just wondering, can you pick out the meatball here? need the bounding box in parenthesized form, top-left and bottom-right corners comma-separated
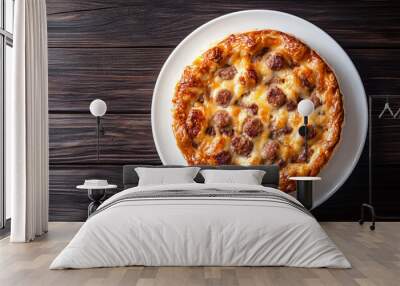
(231, 136, 254, 156)
(267, 87, 287, 108)
(239, 69, 258, 87)
(247, 69, 258, 83)
(266, 77, 284, 85)
(267, 54, 285, 70)
(215, 89, 232, 106)
(214, 150, 232, 165)
(261, 141, 279, 162)
(220, 127, 234, 137)
(197, 94, 204, 103)
(218, 66, 237, 80)
(282, 126, 293, 134)
(248, 103, 259, 115)
(277, 159, 287, 168)
(205, 47, 223, 63)
(269, 125, 293, 139)
(243, 117, 263, 138)
(297, 148, 314, 163)
(212, 110, 232, 128)
(300, 75, 315, 90)
(305, 125, 317, 140)
(286, 100, 297, 111)
(310, 91, 322, 108)
(185, 109, 205, 138)
(205, 126, 216, 136)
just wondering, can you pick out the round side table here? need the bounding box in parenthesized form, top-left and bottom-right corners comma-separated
(77, 184, 117, 217)
(289, 177, 321, 210)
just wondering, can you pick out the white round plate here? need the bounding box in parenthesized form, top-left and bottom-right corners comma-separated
(77, 184, 117, 190)
(289, 177, 322, 181)
(152, 10, 367, 208)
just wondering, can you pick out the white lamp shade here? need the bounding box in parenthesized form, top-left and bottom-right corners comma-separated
(90, 99, 107, 117)
(297, 99, 315, 116)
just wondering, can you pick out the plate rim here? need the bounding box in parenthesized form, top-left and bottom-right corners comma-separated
(151, 9, 368, 208)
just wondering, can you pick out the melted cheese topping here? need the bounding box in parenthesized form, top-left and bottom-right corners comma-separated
(172, 30, 344, 192)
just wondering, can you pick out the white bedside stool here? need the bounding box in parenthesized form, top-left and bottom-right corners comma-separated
(77, 183, 117, 216)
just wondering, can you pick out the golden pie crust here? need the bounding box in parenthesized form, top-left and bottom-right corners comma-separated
(172, 30, 344, 192)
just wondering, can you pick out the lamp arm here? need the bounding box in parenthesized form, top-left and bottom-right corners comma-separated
(95, 117, 106, 161)
(304, 116, 308, 163)
(99, 118, 105, 135)
(96, 117, 100, 161)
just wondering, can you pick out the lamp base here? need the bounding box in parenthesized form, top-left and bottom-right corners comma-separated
(299, 125, 307, 137)
(296, 180, 313, 210)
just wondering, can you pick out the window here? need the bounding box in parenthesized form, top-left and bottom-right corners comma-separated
(1, 0, 14, 229)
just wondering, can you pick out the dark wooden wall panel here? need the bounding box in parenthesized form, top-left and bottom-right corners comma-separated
(50, 113, 161, 164)
(48, 70, 157, 113)
(312, 165, 368, 221)
(46, 0, 400, 48)
(48, 48, 400, 113)
(50, 165, 123, 221)
(47, 0, 400, 221)
(48, 48, 171, 71)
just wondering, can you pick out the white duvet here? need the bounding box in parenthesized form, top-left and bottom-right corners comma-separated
(50, 183, 350, 269)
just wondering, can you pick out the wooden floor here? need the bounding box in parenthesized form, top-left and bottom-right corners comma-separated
(0, 222, 399, 286)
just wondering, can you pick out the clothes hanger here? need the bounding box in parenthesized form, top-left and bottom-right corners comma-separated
(378, 96, 394, 119)
(393, 108, 400, 118)
(393, 106, 400, 118)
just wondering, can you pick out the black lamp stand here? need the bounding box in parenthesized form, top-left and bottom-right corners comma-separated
(298, 116, 309, 162)
(296, 180, 313, 210)
(88, 189, 107, 216)
(96, 116, 105, 161)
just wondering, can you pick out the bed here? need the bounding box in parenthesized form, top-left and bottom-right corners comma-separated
(50, 165, 350, 269)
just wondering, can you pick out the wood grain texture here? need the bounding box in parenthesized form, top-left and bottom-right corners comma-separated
(48, 48, 400, 113)
(47, 0, 400, 221)
(371, 97, 400, 165)
(2, 222, 400, 285)
(47, 48, 171, 113)
(50, 113, 161, 164)
(46, 0, 400, 48)
(50, 165, 123, 221)
(312, 165, 368, 221)
(48, 70, 157, 113)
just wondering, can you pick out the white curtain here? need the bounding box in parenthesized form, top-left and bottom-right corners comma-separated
(9, 0, 49, 242)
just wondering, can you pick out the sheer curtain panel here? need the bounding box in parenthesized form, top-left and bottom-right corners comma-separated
(9, 0, 49, 242)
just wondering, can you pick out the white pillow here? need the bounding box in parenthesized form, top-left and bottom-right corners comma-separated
(135, 167, 200, 186)
(200, 169, 266, 185)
